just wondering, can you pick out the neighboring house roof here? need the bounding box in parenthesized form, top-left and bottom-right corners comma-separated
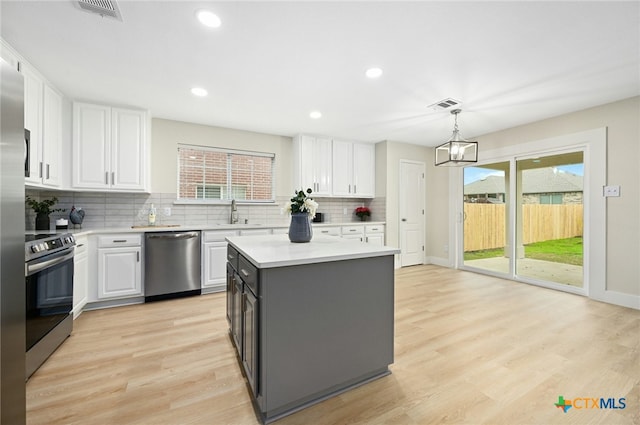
(464, 168, 583, 195)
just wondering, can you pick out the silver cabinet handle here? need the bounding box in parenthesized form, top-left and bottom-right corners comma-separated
(354, 184, 357, 193)
(137, 251, 140, 262)
(113, 239, 128, 243)
(39, 162, 43, 178)
(105, 172, 109, 184)
(348, 184, 351, 193)
(111, 172, 115, 185)
(46, 163, 50, 179)
(240, 269, 249, 278)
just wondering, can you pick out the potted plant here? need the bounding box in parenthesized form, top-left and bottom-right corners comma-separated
(284, 188, 319, 243)
(355, 206, 371, 221)
(26, 196, 65, 230)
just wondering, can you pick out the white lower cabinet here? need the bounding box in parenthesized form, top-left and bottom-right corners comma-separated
(315, 226, 341, 237)
(97, 234, 142, 299)
(72, 235, 88, 318)
(341, 225, 365, 242)
(202, 230, 239, 293)
(365, 224, 385, 246)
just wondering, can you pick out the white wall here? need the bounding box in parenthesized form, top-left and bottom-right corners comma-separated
(150, 118, 293, 196)
(426, 96, 640, 299)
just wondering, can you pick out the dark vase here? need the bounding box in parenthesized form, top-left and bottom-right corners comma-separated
(288, 212, 312, 243)
(35, 213, 50, 231)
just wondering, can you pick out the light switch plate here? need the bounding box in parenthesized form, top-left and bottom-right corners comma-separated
(603, 185, 620, 197)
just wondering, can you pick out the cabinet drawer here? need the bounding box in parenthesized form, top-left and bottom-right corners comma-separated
(341, 225, 364, 236)
(365, 225, 384, 234)
(238, 255, 258, 296)
(74, 236, 88, 255)
(204, 230, 238, 242)
(98, 234, 141, 248)
(227, 245, 239, 271)
(315, 226, 340, 236)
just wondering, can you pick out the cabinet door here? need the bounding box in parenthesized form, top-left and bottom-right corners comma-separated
(203, 242, 228, 290)
(294, 135, 332, 196)
(231, 277, 243, 355)
(332, 140, 354, 196)
(23, 64, 43, 184)
(226, 264, 234, 325)
(353, 143, 375, 197)
(242, 289, 258, 396)
(73, 103, 111, 189)
(73, 244, 88, 318)
(313, 137, 333, 196)
(366, 234, 384, 246)
(42, 84, 62, 187)
(98, 247, 142, 299)
(111, 108, 146, 190)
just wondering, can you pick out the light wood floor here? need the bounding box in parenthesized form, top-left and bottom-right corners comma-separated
(26, 265, 640, 425)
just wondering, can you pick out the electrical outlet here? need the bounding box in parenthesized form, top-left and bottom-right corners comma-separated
(443, 244, 449, 253)
(603, 185, 620, 197)
(343, 208, 347, 215)
(163, 207, 171, 216)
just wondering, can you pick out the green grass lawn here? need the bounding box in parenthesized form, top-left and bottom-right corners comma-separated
(464, 237, 583, 266)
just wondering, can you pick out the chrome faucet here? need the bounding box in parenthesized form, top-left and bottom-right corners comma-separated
(230, 199, 239, 224)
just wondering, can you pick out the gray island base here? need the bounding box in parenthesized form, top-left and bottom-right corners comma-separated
(225, 235, 399, 424)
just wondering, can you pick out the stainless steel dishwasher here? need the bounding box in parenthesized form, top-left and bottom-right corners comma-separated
(144, 231, 201, 302)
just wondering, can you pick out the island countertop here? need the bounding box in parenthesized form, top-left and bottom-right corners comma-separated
(226, 234, 399, 269)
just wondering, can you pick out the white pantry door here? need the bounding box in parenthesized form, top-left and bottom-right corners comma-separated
(399, 160, 425, 266)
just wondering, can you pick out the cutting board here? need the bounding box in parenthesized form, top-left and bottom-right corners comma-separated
(131, 224, 181, 229)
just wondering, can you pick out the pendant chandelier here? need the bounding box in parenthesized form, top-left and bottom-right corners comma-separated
(435, 109, 478, 166)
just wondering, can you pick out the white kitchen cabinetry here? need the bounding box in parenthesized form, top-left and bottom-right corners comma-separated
(73, 102, 148, 192)
(23, 64, 62, 187)
(203, 230, 239, 293)
(341, 225, 365, 241)
(240, 229, 272, 236)
(315, 226, 341, 237)
(332, 140, 375, 198)
(365, 224, 385, 246)
(293, 134, 332, 196)
(72, 235, 88, 318)
(97, 234, 142, 299)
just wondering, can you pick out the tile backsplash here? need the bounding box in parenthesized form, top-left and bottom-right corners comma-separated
(25, 190, 386, 231)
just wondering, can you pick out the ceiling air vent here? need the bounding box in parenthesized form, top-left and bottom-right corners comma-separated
(76, 0, 123, 21)
(428, 98, 461, 111)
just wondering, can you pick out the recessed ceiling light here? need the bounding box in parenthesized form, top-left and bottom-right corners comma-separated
(191, 87, 208, 97)
(365, 67, 383, 79)
(309, 111, 322, 119)
(196, 10, 221, 28)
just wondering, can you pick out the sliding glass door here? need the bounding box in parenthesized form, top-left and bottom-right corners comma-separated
(515, 152, 584, 287)
(461, 151, 584, 289)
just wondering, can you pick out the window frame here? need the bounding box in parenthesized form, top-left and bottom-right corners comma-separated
(176, 144, 276, 204)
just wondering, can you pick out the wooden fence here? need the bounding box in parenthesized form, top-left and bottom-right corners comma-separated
(463, 203, 583, 252)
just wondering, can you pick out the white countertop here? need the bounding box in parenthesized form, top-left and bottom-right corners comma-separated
(36, 221, 385, 238)
(226, 234, 399, 268)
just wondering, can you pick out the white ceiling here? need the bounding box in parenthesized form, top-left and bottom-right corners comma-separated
(1, 1, 638, 146)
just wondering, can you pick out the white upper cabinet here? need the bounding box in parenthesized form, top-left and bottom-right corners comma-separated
(73, 102, 148, 192)
(23, 63, 62, 188)
(42, 84, 62, 187)
(332, 140, 375, 198)
(23, 63, 43, 186)
(293, 134, 332, 196)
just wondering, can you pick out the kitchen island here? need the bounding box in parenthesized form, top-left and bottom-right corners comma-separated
(225, 234, 400, 424)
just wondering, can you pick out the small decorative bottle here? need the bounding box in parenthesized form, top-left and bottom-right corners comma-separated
(148, 204, 156, 226)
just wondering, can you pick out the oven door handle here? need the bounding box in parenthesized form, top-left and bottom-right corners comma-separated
(26, 249, 74, 277)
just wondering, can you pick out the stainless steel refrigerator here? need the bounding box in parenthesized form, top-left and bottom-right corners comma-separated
(0, 57, 26, 423)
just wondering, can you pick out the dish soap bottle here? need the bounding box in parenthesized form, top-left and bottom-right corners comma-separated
(148, 204, 156, 226)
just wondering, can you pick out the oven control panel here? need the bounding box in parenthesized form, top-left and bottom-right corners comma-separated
(25, 233, 76, 261)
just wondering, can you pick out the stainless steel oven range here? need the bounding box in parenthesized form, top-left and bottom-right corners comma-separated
(25, 233, 75, 379)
